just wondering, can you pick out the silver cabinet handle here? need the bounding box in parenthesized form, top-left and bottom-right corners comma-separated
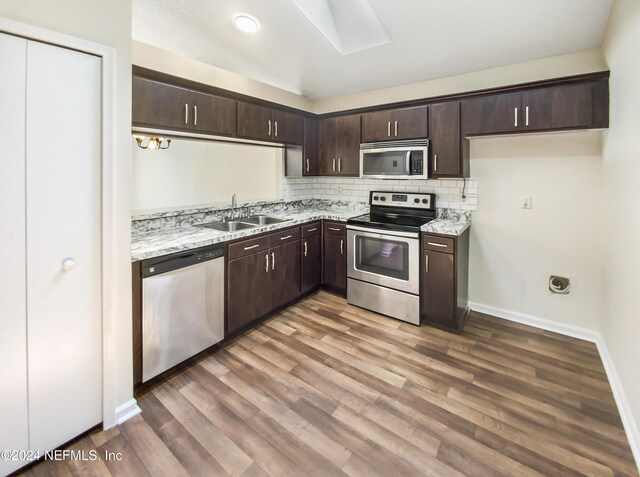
(425, 254, 429, 272)
(265, 254, 269, 272)
(514, 107, 518, 127)
(280, 235, 293, 241)
(268, 119, 272, 136)
(332, 158, 336, 172)
(328, 227, 341, 231)
(434, 154, 438, 172)
(194, 105, 198, 126)
(61, 257, 75, 271)
(340, 239, 344, 255)
(271, 252, 275, 270)
(338, 158, 342, 172)
(306, 158, 309, 172)
(307, 227, 318, 232)
(525, 106, 529, 127)
(303, 241, 308, 257)
(244, 244, 260, 251)
(185, 104, 189, 124)
(394, 120, 398, 137)
(387, 121, 391, 137)
(274, 121, 278, 137)
(427, 242, 448, 248)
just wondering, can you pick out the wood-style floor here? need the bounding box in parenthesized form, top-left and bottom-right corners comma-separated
(18, 291, 638, 477)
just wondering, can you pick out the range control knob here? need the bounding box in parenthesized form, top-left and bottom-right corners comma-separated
(373, 196, 379, 201)
(380, 196, 387, 201)
(414, 198, 420, 203)
(422, 199, 428, 204)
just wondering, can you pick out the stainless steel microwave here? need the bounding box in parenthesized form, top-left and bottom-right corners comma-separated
(360, 139, 429, 179)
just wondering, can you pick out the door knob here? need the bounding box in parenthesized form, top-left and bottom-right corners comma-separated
(61, 258, 76, 271)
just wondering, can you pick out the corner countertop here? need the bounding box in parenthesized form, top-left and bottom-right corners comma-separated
(131, 207, 471, 262)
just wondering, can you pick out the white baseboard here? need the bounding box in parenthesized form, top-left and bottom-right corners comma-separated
(113, 398, 141, 426)
(468, 301, 640, 473)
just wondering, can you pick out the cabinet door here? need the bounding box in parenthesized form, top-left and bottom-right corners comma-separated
(190, 91, 237, 136)
(26, 41, 103, 452)
(302, 234, 321, 294)
(522, 84, 591, 131)
(227, 252, 271, 336)
(323, 233, 347, 294)
(393, 106, 428, 140)
(421, 250, 456, 329)
(361, 110, 393, 143)
(132, 77, 190, 130)
(303, 118, 318, 175)
(237, 102, 273, 141)
(336, 114, 361, 175)
(0, 32, 29, 477)
(273, 110, 304, 145)
(318, 117, 338, 175)
(462, 92, 522, 135)
(270, 241, 301, 310)
(430, 102, 461, 177)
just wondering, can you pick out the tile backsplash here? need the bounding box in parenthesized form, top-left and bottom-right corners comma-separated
(282, 177, 478, 210)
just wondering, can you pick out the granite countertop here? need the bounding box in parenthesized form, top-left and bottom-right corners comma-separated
(131, 203, 471, 261)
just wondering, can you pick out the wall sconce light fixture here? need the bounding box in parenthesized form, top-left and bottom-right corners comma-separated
(135, 136, 171, 150)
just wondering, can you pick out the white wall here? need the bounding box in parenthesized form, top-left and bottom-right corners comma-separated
(132, 139, 283, 213)
(468, 131, 603, 331)
(0, 1, 134, 421)
(601, 0, 640, 463)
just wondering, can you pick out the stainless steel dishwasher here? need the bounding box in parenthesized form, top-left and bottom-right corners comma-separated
(141, 244, 225, 382)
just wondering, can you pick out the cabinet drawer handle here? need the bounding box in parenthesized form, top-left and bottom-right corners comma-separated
(328, 227, 341, 231)
(306, 158, 309, 172)
(244, 244, 260, 251)
(280, 235, 293, 241)
(427, 242, 448, 248)
(271, 252, 275, 270)
(333, 158, 336, 172)
(194, 105, 198, 126)
(274, 121, 278, 137)
(265, 254, 269, 272)
(394, 120, 398, 137)
(340, 239, 344, 255)
(304, 241, 308, 257)
(514, 107, 518, 127)
(307, 227, 318, 232)
(387, 121, 391, 137)
(525, 106, 529, 127)
(425, 254, 429, 272)
(268, 119, 272, 136)
(184, 104, 189, 124)
(434, 154, 438, 172)
(338, 158, 342, 172)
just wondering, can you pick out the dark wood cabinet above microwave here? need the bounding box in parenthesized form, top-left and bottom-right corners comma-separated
(361, 106, 428, 143)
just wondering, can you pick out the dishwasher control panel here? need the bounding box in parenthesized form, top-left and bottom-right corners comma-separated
(142, 245, 225, 277)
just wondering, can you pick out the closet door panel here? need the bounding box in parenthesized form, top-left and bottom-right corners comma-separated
(26, 41, 103, 452)
(0, 33, 30, 477)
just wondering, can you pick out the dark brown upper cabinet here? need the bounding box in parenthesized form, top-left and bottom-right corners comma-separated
(303, 118, 318, 175)
(361, 106, 428, 143)
(132, 76, 237, 136)
(237, 102, 304, 145)
(318, 115, 360, 176)
(429, 101, 465, 178)
(462, 83, 598, 136)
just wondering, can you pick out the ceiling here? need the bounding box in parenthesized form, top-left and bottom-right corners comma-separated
(132, 0, 613, 101)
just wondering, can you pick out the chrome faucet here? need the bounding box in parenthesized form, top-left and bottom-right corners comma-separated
(231, 193, 237, 220)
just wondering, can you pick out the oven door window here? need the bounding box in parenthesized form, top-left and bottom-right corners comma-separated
(355, 235, 409, 280)
(362, 151, 409, 176)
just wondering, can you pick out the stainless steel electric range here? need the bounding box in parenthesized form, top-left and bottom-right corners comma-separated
(347, 191, 436, 325)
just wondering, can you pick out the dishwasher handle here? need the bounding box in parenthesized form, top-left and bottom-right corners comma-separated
(142, 245, 225, 277)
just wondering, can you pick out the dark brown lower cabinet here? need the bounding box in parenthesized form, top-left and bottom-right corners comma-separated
(270, 240, 301, 310)
(421, 229, 469, 332)
(302, 232, 321, 294)
(323, 225, 347, 295)
(227, 250, 271, 336)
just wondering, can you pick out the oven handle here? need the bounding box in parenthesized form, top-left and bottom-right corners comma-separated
(347, 224, 419, 239)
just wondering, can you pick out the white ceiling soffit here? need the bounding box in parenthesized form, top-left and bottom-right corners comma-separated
(132, 0, 614, 100)
(290, 0, 391, 55)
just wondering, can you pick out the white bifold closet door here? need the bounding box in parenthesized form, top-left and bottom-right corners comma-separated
(0, 32, 102, 475)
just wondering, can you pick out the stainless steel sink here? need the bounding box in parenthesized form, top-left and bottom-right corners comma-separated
(242, 215, 291, 225)
(198, 221, 257, 232)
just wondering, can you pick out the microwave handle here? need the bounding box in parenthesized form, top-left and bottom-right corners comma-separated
(405, 151, 411, 172)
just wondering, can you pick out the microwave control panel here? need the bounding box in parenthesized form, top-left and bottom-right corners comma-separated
(409, 151, 424, 175)
(370, 192, 435, 210)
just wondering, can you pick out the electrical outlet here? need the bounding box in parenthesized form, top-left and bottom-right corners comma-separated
(521, 197, 532, 209)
